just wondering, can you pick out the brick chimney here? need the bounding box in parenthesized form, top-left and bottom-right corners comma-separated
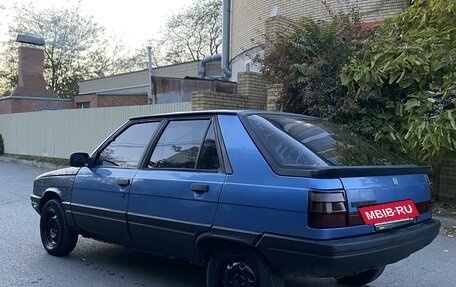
(18, 46, 47, 91)
(10, 34, 56, 98)
(0, 35, 74, 114)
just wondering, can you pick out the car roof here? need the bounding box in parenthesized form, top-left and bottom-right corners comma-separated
(129, 110, 243, 121)
(129, 110, 319, 121)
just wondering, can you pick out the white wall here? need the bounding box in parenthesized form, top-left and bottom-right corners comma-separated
(0, 102, 192, 159)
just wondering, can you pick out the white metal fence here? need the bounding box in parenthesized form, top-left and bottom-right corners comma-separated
(0, 102, 192, 159)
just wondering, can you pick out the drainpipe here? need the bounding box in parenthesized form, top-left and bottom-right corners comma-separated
(199, 54, 222, 79)
(198, 0, 232, 81)
(222, 0, 232, 81)
(147, 46, 155, 104)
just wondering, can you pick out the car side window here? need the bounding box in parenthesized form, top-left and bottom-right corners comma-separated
(98, 122, 159, 168)
(196, 123, 220, 170)
(148, 119, 216, 169)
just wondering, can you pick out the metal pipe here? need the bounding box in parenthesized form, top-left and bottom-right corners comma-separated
(199, 54, 222, 79)
(198, 0, 232, 81)
(147, 46, 155, 104)
(222, 0, 232, 81)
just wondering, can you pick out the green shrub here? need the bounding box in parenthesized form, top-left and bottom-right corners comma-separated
(262, 8, 363, 124)
(341, 0, 456, 165)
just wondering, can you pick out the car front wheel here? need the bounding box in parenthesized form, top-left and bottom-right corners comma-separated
(40, 199, 78, 256)
(206, 246, 284, 287)
(336, 266, 385, 286)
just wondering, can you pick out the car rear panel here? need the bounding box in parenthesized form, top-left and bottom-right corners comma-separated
(340, 173, 431, 216)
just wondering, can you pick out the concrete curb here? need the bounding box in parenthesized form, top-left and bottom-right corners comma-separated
(434, 216, 456, 228)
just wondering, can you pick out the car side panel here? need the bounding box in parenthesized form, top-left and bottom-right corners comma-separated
(128, 170, 225, 260)
(71, 167, 137, 243)
(215, 115, 374, 240)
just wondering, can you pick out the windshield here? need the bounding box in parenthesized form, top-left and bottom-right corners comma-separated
(247, 114, 410, 166)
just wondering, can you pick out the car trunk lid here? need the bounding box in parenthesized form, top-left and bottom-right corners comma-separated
(339, 170, 432, 229)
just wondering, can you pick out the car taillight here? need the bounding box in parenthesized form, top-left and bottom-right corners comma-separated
(308, 190, 348, 228)
(416, 201, 432, 214)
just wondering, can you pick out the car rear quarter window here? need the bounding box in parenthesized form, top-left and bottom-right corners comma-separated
(148, 119, 214, 169)
(99, 121, 159, 168)
(246, 114, 409, 167)
(247, 115, 327, 167)
(197, 123, 221, 170)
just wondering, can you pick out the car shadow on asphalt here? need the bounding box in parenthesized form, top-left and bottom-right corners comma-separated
(62, 238, 349, 287)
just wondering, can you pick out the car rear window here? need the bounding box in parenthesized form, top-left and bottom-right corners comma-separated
(246, 114, 409, 166)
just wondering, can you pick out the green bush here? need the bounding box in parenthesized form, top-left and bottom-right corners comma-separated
(0, 134, 4, 155)
(341, 0, 456, 165)
(263, 10, 362, 122)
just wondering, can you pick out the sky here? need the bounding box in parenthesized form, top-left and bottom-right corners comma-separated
(0, 0, 190, 51)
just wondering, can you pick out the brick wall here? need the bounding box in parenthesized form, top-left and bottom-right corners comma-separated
(74, 94, 97, 108)
(266, 84, 283, 111)
(0, 97, 74, 114)
(190, 73, 269, 111)
(73, 94, 147, 108)
(0, 99, 12, 114)
(97, 95, 148, 108)
(237, 72, 267, 110)
(264, 16, 297, 52)
(436, 158, 456, 201)
(231, 0, 409, 60)
(191, 91, 246, 111)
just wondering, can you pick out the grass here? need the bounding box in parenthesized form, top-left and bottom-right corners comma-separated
(3, 154, 69, 166)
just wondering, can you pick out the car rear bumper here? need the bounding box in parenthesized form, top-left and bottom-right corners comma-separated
(255, 219, 440, 277)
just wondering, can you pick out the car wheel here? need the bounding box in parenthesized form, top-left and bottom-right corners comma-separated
(206, 246, 284, 287)
(336, 266, 385, 286)
(40, 199, 78, 256)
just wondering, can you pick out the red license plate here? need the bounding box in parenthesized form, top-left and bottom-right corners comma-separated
(358, 199, 419, 225)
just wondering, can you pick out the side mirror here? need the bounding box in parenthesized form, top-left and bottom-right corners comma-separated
(70, 152, 89, 167)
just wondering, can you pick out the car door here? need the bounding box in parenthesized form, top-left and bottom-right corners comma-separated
(71, 121, 160, 243)
(128, 117, 227, 260)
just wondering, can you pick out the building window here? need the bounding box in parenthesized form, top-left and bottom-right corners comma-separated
(77, 102, 90, 109)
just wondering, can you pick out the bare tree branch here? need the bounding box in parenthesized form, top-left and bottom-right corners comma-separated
(148, 0, 222, 65)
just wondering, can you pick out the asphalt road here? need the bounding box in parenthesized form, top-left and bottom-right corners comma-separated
(0, 160, 455, 287)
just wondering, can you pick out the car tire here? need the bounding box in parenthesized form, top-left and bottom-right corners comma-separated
(206, 246, 284, 287)
(40, 199, 78, 256)
(335, 266, 385, 286)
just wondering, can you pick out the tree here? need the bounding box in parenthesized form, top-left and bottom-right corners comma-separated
(263, 9, 362, 122)
(149, 0, 222, 65)
(340, 0, 456, 164)
(0, 40, 18, 97)
(0, 3, 146, 98)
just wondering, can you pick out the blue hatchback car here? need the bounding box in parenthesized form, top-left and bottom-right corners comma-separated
(31, 110, 440, 287)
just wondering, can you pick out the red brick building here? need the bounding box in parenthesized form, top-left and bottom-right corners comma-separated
(0, 44, 73, 114)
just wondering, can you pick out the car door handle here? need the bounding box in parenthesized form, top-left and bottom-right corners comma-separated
(191, 183, 209, 193)
(117, 178, 131, 187)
